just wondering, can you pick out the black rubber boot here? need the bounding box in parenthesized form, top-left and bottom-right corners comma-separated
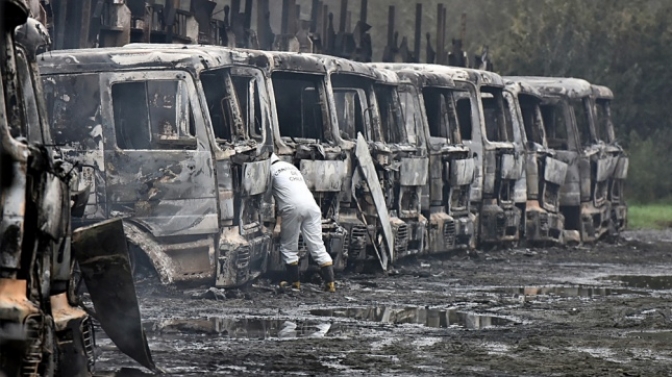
(321, 265, 336, 293)
(279, 263, 300, 290)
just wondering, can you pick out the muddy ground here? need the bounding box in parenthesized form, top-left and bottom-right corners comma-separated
(95, 230, 672, 376)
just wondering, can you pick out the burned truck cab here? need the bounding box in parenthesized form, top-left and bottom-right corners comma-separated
(314, 55, 425, 265)
(514, 78, 613, 243)
(417, 67, 525, 247)
(262, 51, 349, 273)
(373, 66, 476, 252)
(591, 85, 628, 233)
(504, 79, 568, 244)
(38, 46, 274, 288)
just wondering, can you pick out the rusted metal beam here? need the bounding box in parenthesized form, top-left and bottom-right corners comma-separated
(296, 4, 301, 32)
(281, 0, 290, 35)
(338, 0, 347, 33)
(244, 0, 253, 30)
(231, 0, 241, 19)
(436, 3, 444, 64)
(345, 11, 351, 33)
(360, 0, 367, 23)
(310, 0, 320, 33)
(54, 0, 68, 49)
(257, 0, 270, 48)
(288, 0, 297, 34)
(414, 3, 421, 63)
(387, 5, 395, 48)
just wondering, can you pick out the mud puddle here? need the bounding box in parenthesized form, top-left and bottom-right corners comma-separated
(486, 285, 646, 297)
(148, 316, 333, 339)
(309, 306, 519, 329)
(601, 275, 672, 290)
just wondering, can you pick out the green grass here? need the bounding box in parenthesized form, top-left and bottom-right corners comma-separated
(627, 204, 672, 229)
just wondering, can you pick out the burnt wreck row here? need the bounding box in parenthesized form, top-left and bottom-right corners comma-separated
(35, 48, 628, 289)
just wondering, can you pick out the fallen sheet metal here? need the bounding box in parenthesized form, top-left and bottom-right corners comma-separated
(72, 218, 157, 372)
(354, 133, 395, 268)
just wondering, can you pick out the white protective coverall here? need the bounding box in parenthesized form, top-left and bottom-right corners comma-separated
(270, 154, 333, 267)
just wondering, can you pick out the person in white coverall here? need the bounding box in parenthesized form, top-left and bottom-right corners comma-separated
(270, 153, 336, 292)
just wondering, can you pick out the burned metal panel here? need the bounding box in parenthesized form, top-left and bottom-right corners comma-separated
(215, 158, 235, 222)
(544, 156, 569, 186)
(482, 150, 497, 196)
(500, 153, 523, 180)
(300, 159, 347, 192)
(399, 157, 428, 186)
(614, 156, 629, 180)
(595, 155, 618, 182)
(450, 158, 475, 187)
(556, 150, 581, 206)
(354, 133, 394, 269)
(241, 159, 270, 196)
(72, 218, 156, 372)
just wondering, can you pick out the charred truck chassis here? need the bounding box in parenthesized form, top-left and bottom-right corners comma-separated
(374, 66, 476, 253)
(504, 79, 568, 244)
(512, 77, 616, 243)
(38, 46, 276, 288)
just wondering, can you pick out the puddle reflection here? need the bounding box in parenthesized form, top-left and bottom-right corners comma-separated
(491, 285, 642, 297)
(152, 317, 331, 339)
(602, 275, 672, 290)
(310, 307, 517, 329)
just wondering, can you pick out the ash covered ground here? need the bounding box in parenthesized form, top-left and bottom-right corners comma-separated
(96, 230, 672, 376)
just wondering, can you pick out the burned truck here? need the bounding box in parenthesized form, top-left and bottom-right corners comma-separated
(261, 52, 350, 273)
(38, 46, 276, 288)
(262, 51, 403, 271)
(408, 66, 525, 247)
(314, 55, 426, 265)
(372, 66, 476, 252)
(512, 77, 614, 243)
(1, 5, 154, 376)
(591, 84, 628, 233)
(504, 78, 568, 244)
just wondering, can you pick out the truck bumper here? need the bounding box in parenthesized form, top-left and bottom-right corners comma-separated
(580, 202, 611, 243)
(479, 201, 521, 245)
(525, 201, 564, 244)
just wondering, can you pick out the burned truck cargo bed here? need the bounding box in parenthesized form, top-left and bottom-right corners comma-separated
(38, 46, 276, 288)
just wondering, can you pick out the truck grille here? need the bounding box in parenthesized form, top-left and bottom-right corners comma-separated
(235, 247, 251, 282)
(394, 223, 409, 256)
(349, 226, 368, 259)
(443, 220, 456, 247)
(496, 214, 507, 237)
(82, 317, 96, 372)
(20, 315, 43, 377)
